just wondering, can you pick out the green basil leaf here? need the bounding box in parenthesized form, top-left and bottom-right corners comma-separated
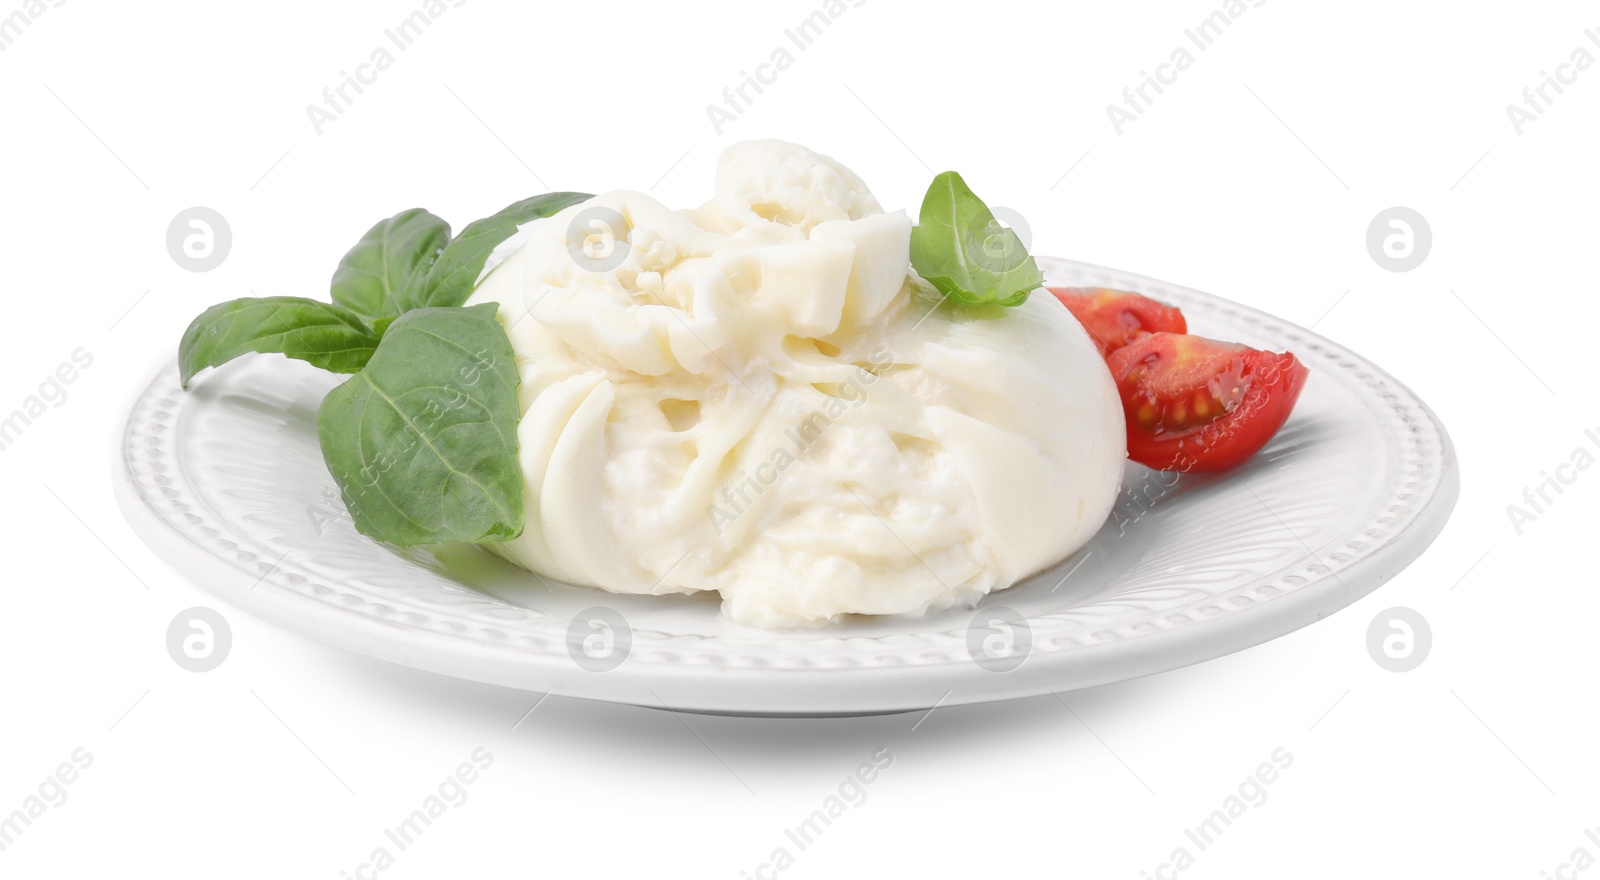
(316, 303, 524, 546)
(179, 297, 381, 388)
(909, 171, 1042, 308)
(404, 191, 592, 310)
(329, 208, 451, 322)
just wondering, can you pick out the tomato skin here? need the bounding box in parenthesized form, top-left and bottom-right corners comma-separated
(1107, 332, 1309, 473)
(1048, 287, 1188, 356)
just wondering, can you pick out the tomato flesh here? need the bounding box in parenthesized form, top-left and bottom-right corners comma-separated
(1048, 287, 1187, 356)
(1107, 332, 1309, 473)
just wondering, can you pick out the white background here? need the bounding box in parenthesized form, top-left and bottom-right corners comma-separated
(2, 1, 1596, 877)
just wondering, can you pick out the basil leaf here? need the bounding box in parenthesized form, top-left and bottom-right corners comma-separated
(404, 191, 592, 310)
(179, 297, 381, 388)
(317, 303, 524, 546)
(329, 208, 452, 323)
(909, 171, 1042, 308)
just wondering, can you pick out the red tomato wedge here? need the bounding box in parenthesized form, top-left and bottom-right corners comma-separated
(1107, 332, 1309, 473)
(1048, 287, 1187, 356)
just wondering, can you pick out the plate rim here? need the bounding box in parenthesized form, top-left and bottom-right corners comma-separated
(115, 257, 1460, 715)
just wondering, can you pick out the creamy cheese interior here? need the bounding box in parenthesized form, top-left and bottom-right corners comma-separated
(464, 140, 1125, 628)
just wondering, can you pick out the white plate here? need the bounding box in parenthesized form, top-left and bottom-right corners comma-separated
(116, 257, 1458, 716)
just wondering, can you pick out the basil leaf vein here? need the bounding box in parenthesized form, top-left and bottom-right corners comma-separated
(405, 191, 592, 310)
(316, 303, 524, 546)
(178, 297, 381, 388)
(909, 171, 1042, 308)
(329, 208, 452, 324)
